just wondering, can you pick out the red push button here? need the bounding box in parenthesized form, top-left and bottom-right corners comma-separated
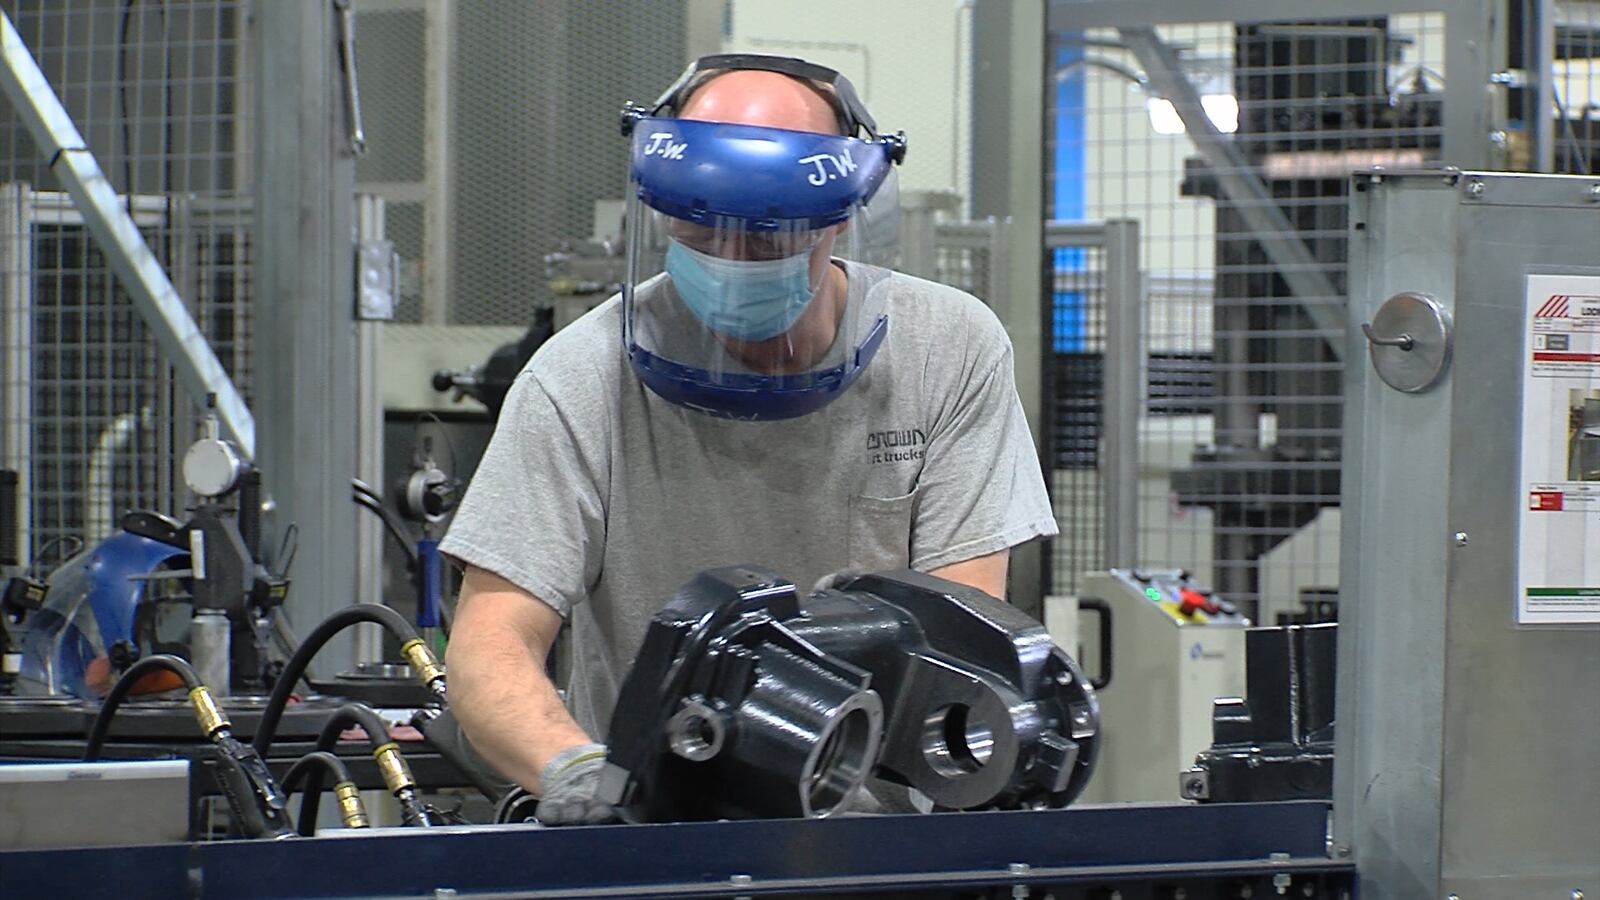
(1178, 587, 1217, 616)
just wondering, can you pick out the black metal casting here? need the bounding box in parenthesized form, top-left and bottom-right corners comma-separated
(601, 566, 1100, 822)
(1186, 622, 1337, 803)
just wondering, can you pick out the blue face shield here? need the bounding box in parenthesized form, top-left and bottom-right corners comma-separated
(622, 116, 903, 421)
(664, 240, 818, 342)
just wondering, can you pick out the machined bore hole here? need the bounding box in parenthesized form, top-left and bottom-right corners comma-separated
(668, 709, 723, 761)
(805, 707, 872, 815)
(922, 703, 995, 777)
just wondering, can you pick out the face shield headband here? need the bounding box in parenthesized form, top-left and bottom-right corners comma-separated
(631, 53, 907, 151)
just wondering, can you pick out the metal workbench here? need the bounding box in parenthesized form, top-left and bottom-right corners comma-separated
(2, 800, 1352, 898)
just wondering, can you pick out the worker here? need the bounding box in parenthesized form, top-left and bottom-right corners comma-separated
(439, 54, 1056, 824)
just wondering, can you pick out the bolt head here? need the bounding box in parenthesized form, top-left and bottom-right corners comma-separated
(1466, 180, 1485, 198)
(1587, 184, 1600, 202)
(1454, 532, 1469, 547)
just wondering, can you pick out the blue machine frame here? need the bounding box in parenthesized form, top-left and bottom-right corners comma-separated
(3, 801, 1352, 898)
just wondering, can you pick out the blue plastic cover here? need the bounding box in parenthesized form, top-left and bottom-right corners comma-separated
(630, 117, 895, 229)
(18, 530, 187, 696)
(84, 531, 186, 648)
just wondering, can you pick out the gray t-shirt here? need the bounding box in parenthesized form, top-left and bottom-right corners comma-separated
(440, 263, 1057, 738)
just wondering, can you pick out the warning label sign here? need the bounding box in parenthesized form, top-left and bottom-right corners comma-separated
(1518, 275, 1600, 625)
(1530, 292, 1600, 376)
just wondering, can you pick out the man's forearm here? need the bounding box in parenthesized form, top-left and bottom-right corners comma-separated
(929, 548, 1010, 600)
(446, 623, 591, 792)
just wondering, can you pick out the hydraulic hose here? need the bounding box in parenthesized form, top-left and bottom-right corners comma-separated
(282, 750, 368, 836)
(84, 654, 292, 838)
(297, 702, 434, 829)
(253, 604, 448, 758)
(410, 706, 516, 803)
(83, 654, 201, 760)
(352, 478, 419, 566)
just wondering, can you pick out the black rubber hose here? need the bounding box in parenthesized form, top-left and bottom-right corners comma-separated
(281, 750, 358, 837)
(84, 654, 203, 760)
(353, 491, 419, 566)
(352, 478, 418, 566)
(411, 706, 515, 803)
(300, 703, 432, 829)
(253, 604, 424, 757)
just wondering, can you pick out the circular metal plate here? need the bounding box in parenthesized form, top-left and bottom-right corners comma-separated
(1366, 291, 1453, 393)
(183, 438, 245, 497)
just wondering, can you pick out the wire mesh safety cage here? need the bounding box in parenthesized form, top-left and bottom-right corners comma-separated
(1046, 12, 1454, 618)
(352, 0, 689, 330)
(1046, 4, 1596, 619)
(933, 240, 998, 301)
(1047, 244, 1110, 598)
(0, 0, 251, 564)
(1551, 2, 1599, 174)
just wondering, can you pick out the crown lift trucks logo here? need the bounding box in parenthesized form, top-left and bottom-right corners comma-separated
(867, 428, 925, 465)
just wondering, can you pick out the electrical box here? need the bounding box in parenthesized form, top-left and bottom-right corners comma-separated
(1070, 568, 1248, 803)
(1338, 170, 1600, 900)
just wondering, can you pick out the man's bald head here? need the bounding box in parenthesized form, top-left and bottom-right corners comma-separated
(678, 69, 842, 135)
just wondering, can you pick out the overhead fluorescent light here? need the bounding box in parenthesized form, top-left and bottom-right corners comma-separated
(1200, 93, 1239, 134)
(1145, 94, 1240, 136)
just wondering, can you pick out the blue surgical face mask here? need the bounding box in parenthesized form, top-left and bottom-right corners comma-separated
(665, 238, 818, 341)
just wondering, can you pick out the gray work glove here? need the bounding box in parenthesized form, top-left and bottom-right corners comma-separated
(535, 742, 616, 825)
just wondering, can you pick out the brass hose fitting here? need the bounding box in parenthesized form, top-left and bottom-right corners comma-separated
(332, 781, 370, 828)
(373, 741, 418, 794)
(399, 639, 446, 691)
(189, 685, 231, 738)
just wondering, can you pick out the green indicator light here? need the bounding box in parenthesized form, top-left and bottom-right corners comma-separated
(1145, 587, 1163, 601)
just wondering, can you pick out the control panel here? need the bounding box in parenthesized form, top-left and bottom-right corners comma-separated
(1103, 568, 1250, 626)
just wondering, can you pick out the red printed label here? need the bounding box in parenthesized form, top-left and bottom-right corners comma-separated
(1529, 491, 1564, 511)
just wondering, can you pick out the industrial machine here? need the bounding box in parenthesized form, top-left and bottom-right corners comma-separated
(1335, 169, 1599, 899)
(1184, 622, 1336, 803)
(429, 307, 557, 419)
(4, 409, 290, 702)
(1071, 568, 1248, 803)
